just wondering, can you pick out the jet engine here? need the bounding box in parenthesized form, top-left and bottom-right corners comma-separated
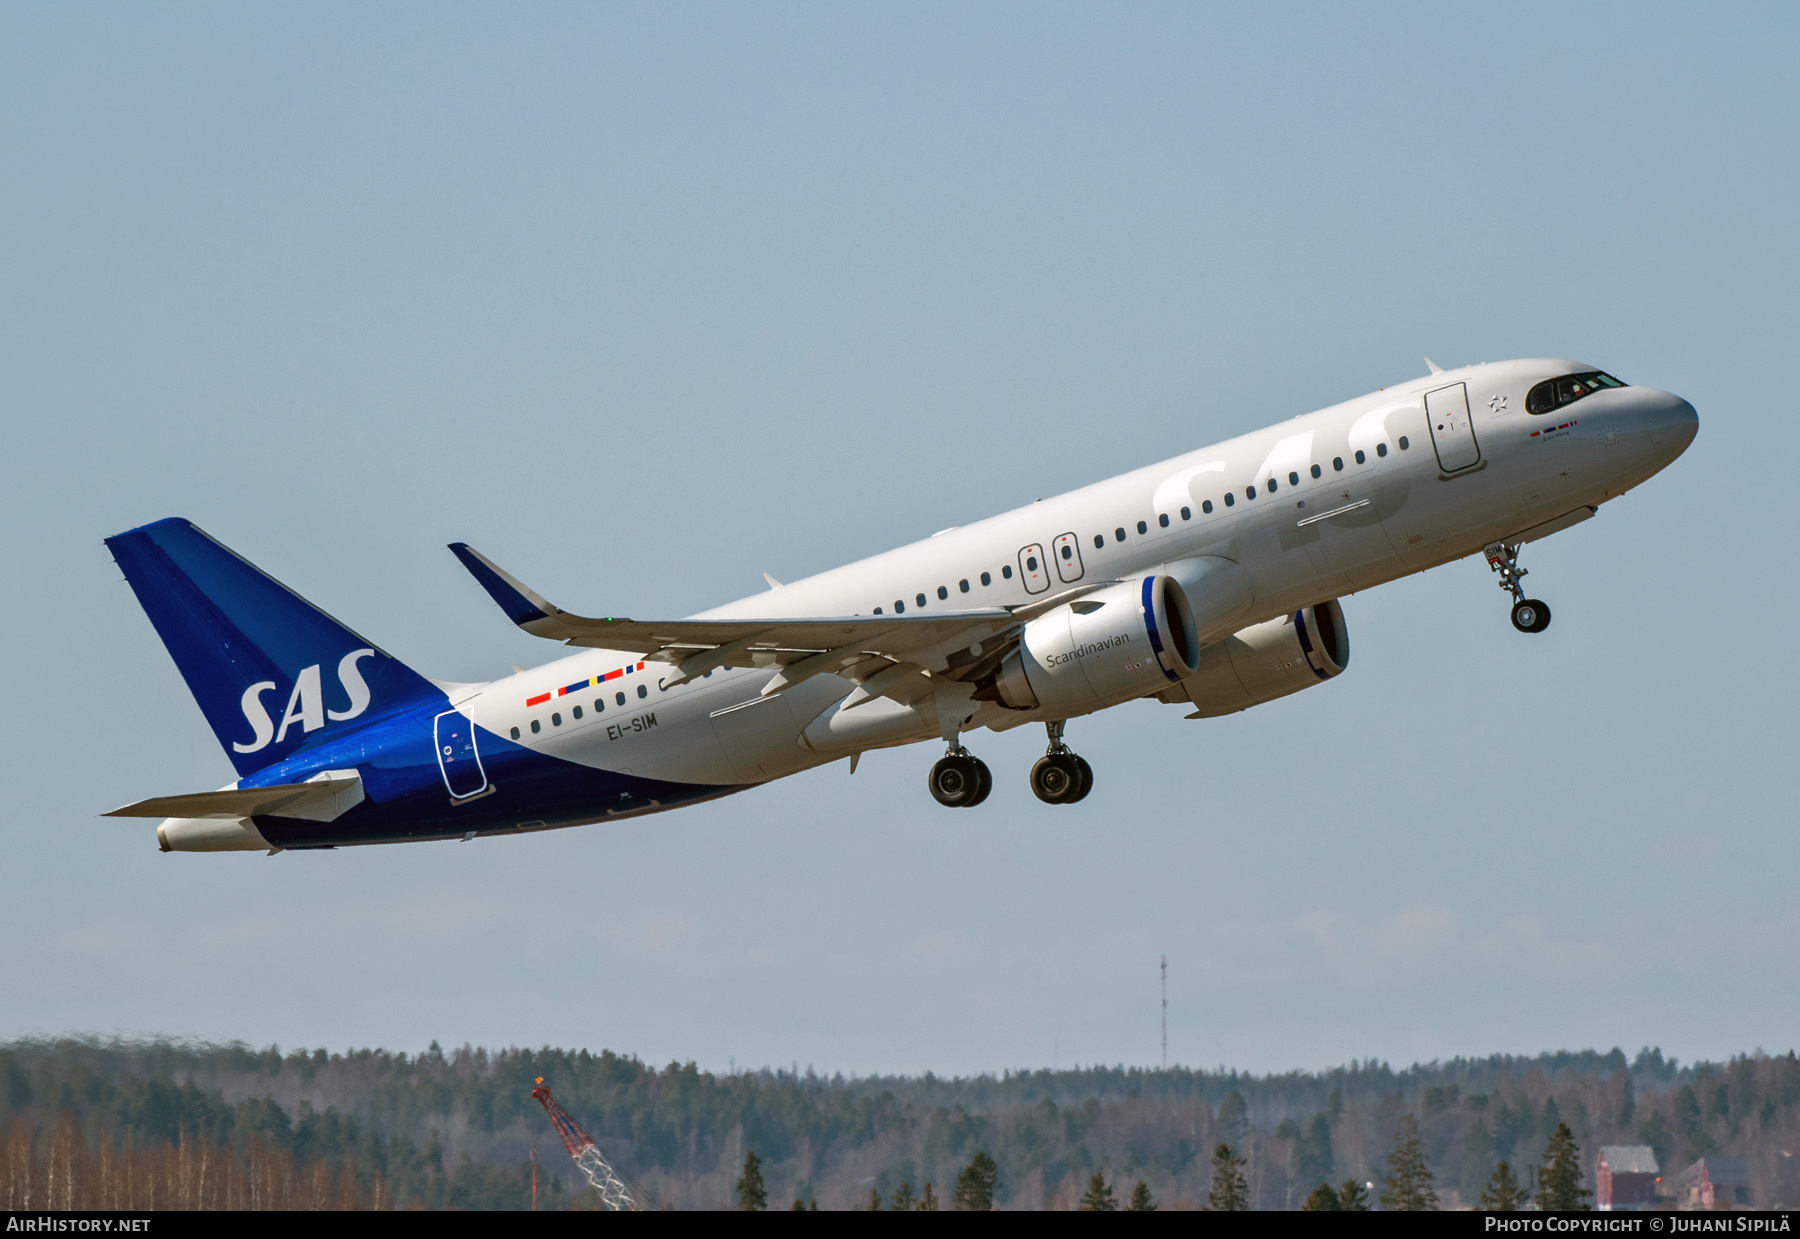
(1161, 601, 1349, 717)
(977, 574, 1200, 716)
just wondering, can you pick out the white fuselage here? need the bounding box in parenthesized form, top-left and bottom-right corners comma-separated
(455, 359, 1696, 792)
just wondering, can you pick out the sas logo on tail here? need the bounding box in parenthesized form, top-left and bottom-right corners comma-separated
(234, 649, 377, 754)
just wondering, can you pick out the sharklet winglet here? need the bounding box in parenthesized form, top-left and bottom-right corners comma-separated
(448, 543, 559, 627)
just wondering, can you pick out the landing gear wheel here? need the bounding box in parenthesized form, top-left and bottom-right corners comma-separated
(968, 757, 993, 807)
(1030, 754, 1081, 804)
(929, 754, 981, 807)
(1510, 599, 1552, 634)
(1068, 754, 1093, 803)
(1487, 541, 1552, 634)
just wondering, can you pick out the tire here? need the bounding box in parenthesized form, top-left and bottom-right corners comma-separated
(1511, 599, 1552, 634)
(1030, 754, 1079, 804)
(929, 754, 980, 807)
(1068, 754, 1093, 803)
(968, 757, 993, 807)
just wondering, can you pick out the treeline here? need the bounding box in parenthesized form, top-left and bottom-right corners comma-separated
(3, 1039, 1797, 1209)
(2, 1116, 376, 1210)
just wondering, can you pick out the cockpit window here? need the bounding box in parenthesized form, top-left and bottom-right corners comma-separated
(1527, 370, 1626, 414)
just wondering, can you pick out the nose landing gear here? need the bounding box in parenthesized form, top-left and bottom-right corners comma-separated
(929, 746, 992, 808)
(1030, 720, 1093, 805)
(1485, 541, 1552, 634)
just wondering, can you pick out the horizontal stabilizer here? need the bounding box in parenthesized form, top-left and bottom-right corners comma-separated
(106, 770, 364, 822)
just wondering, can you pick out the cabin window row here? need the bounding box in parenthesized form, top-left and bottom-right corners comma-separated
(511, 683, 650, 738)
(874, 567, 1011, 614)
(1091, 440, 1410, 523)
(867, 437, 1411, 613)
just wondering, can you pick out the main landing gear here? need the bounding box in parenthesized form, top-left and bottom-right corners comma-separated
(1484, 540, 1552, 634)
(1029, 720, 1092, 805)
(929, 745, 993, 808)
(926, 721, 1093, 807)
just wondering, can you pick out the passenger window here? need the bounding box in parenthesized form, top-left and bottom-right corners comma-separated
(1311, 463, 1322, 478)
(573, 705, 583, 719)
(637, 684, 647, 699)
(1060, 544, 1074, 560)
(1223, 493, 1234, 507)
(1377, 442, 1388, 457)
(980, 571, 992, 585)
(1002, 565, 1013, 579)
(530, 719, 541, 734)
(615, 692, 626, 706)
(895, 600, 905, 612)
(1023, 558, 1037, 574)
(1247, 485, 1257, 499)
(1355, 450, 1366, 464)
(959, 579, 969, 593)
(1289, 471, 1300, 486)
(1180, 506, 1191, 520)
(1267, 478, 1278, 492)
(595, 697, 605, 711)
(917, 592, 928, 607)
(510, 726, 520, 740)
(552, 712, 561, 726)
(1136, 520, 1148, 534)
(1333, 457, 1344, 471)
(1115, 527, 1126, 541)
(1202, 499, 1213, 513)
(1158, 513, 1169, 527)
(874, 606, 883, 614)
(1398, 436, 1409, 450)
(1093, 534, 1104, 549)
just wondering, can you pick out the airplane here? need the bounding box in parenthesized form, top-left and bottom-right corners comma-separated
(104, 359, 1697, 853)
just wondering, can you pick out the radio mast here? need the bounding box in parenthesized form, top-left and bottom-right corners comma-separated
(1160, 955, 1168, 1072)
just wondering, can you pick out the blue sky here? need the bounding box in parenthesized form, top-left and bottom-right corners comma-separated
(2, 3, 1795, 1076)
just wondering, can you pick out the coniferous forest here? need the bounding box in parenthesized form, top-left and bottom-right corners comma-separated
(2, 1038, 1796, 1210)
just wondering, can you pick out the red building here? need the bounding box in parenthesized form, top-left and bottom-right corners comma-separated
(1674, 1157, 1750, 1209)
(1596, 1146, 1659, 1211)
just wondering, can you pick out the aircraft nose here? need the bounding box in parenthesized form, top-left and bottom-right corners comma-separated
(1645, 390, 1699, 463)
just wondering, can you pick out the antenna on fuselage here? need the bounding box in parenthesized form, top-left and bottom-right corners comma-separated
(1424, 357, 1445, 375)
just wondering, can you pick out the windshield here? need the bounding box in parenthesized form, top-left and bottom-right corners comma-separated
(1527, 371, 1627, 414)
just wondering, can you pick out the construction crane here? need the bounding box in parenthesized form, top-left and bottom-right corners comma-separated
(531, 1077, 636, 1210)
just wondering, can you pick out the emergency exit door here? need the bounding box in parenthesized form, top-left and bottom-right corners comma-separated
(1425, 382, 1481, 472)
(1017, 544, 1050, 594)
(1052, 532, 1085, 583)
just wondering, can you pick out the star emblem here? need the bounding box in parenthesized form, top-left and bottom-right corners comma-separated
(1489, 393, 1508, 413)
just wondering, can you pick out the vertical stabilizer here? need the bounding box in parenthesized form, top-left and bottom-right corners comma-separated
(105, 518, 442, 776)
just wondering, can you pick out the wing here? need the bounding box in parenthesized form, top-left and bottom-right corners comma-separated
(448, 542, 1106, 698)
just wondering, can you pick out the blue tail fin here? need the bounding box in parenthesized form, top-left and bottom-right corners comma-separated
(106, 518, 443, 776)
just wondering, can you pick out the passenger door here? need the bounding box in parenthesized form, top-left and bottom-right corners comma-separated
(1017, 543, 1050, 594)
(434, 710, 488, 800)
(1425, 382, 1481, 472)
(1051, 532, 1085, 583)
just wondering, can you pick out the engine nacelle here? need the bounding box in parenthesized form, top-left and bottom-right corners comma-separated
(979, 575, 1201, 716)
(1163, 601, 1349, 717)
